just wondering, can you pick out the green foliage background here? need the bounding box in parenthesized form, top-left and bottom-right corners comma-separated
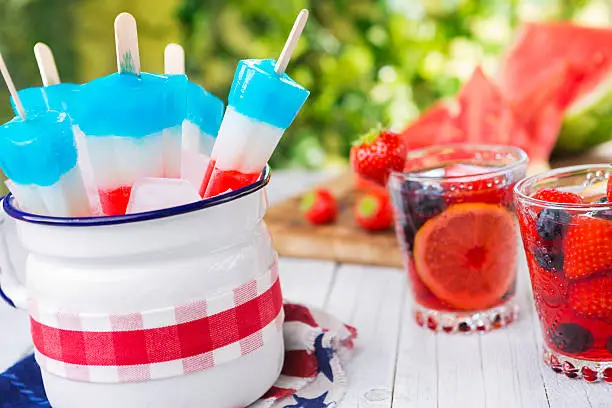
(176, 0, 606, 168)
(0, 0, 608, 181)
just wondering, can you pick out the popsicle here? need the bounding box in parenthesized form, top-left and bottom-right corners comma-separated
(0, 53, 90, 217)
(164, 43, 224, 189)
(165, 44, 224, 157)
(10, 43, 80, 116)
(11, 43, 100, 214)
(199, 10, 310, 198)
(75, 13, 187, 215)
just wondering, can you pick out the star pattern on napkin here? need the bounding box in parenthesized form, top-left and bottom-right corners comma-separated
(285, 392, 330, 407)
(314, 333, 334, 382)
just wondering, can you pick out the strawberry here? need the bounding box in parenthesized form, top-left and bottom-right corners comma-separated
(354, 174, 388, 196)
(569, 275, 612, 322)
(533, 188, 583, 204)
(301, 188, 337, 225)
(564, 216, 612, 280)
(354, 193, 394, 231)
(608, 177, 612, 202)
(350, 129, 406, 186)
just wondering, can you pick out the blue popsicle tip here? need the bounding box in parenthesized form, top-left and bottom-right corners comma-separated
(74, 72, 188, 138)
(0, 111, 77, 186)
(184, 80, 224, 137)
(228, 59, 310, 129)
(11, 83, 80, 120)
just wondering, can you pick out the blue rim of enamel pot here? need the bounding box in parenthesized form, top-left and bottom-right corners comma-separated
(3, 165, 271, 227)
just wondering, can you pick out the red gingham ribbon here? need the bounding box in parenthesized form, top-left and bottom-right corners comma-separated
(29, 259, 283, 383)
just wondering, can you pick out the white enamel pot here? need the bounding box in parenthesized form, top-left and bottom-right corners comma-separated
(0, 166, 285, 408)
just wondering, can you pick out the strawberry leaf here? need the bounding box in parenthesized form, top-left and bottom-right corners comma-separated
(300, 191, 315, 212)
(358, 195, 379, 218)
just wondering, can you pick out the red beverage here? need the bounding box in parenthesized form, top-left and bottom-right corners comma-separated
(388, 145, 527, 333)
(98, 185, 132, 216)
(515, 165, 612, 381)
(199, 159, 260, 198)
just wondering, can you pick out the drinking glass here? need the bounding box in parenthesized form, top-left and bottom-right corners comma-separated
(389, 144, 527, 333)
(514, 164, 612, 381)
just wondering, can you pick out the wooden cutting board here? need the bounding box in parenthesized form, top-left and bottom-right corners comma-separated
(265, 173, 403, 268)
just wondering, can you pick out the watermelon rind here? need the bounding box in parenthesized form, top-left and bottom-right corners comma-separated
(556, 76, 612, 152)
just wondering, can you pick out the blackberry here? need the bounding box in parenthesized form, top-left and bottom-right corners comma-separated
(533, 246, 564, 273)
(412, 187, 445, 219)
(536, 209, 571, 240)
(391, 181, 422, 217)
(402, 180, 424, 192)
(402, 223, 416, 251)
(549, 323, 594, 354)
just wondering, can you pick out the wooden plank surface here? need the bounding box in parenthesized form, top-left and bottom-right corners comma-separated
(266, 173, 403, 268)
(278, 257, 336, 307)
(389, 247, 612, 408)
(391, 300, 438, 408)
(326, 264, 406, 407)
(477, 257, 550, 408)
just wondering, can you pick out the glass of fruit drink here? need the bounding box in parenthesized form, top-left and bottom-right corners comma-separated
(514, 164, 612, 381)
(388, 144, 527, 333)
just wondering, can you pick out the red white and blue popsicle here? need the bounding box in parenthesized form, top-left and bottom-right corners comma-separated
(199, 10, 311, 198)
(164, 43, 224, 189)
(74, 13, 187, 215)
(0, 53, 90, 217)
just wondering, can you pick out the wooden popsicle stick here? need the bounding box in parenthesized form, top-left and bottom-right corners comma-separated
(164, 43, 185, 75)
(114, 12, 141, 75)
(34, 42, 61, 86)
(0, 53, 26, 119)
(274, 9, 309, 75)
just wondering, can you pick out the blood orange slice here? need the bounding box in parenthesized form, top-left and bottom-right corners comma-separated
(413, 203, 517, 310)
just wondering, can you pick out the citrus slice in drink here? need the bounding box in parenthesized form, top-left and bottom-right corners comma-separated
(413, 203, 517, 310)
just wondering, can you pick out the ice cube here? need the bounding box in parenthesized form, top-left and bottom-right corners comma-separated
(415, 168, 445, 178)
(181, 150, 210, 191)
(444, 164, 492, 177)
(126, 177, 201, 214)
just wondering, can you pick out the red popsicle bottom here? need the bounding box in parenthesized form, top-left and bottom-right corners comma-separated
(98, 186, 133, 216)
(199, 160, 261, 198)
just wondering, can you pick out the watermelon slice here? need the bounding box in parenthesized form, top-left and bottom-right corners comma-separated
(400, 102, 463, 151)
(500, 23, 612, 153)
(512, 62, 567, 162)
(500, 22, 612, 110)
(454, 67, 530, 152)
(400, 23, 612, 164)
(401, 68, 531, 157)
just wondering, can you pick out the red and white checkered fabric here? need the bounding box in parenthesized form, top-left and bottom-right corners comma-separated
(28, 259, 282, 383)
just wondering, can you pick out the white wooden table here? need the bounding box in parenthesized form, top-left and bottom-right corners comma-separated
(1, 170, 611, 408)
